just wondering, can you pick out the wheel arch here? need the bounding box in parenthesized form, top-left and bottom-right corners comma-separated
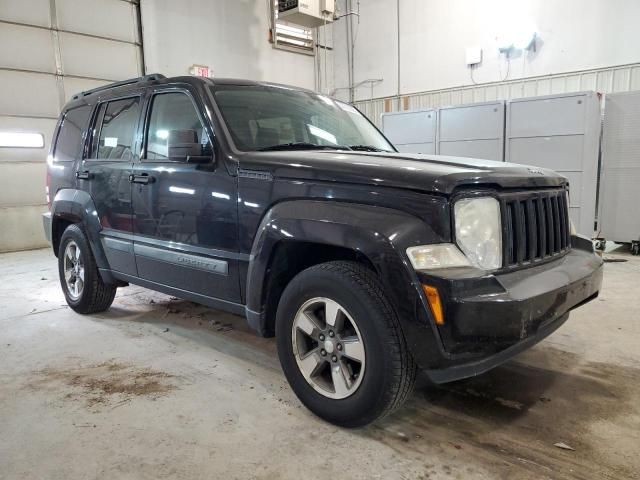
(245, 200, 443, 348)
(50, 188, 116, 283)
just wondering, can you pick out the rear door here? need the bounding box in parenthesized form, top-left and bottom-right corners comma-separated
(78, 95, 142, 276)
(130, 86, 240, 303)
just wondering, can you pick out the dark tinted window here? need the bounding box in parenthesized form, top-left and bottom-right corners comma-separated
(91, 97, 140, 160)
(54, 105, 91, 162)
(145, 92, 211, 161)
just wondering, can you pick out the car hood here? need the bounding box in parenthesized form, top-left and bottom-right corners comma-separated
(239, 151, 567, 194)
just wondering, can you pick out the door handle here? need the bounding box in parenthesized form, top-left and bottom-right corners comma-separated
(75, 170, 93, 180)
(129, 173, 155, 185)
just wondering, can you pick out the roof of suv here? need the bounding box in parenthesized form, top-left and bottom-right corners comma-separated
(72, 74, 316, 103)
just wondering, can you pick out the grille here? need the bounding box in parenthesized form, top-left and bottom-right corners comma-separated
(500, 189, 571, 268)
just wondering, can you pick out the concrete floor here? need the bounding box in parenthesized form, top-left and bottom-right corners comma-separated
(0, 247, 639, 480)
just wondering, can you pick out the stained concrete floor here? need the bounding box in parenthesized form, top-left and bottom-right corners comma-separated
(0, 246, 639, 480)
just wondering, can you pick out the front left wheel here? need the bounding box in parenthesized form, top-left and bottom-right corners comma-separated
(58, 224, 117, 314)
(276, 261, 417, 427)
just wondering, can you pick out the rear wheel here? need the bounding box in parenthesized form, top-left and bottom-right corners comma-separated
(58, 224, 117, 313)
(276, 261, 416, 427)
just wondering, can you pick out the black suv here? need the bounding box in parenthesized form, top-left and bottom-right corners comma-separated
(43, 74, 603, 427)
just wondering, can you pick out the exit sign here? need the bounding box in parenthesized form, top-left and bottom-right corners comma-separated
(189, 64, 212, 77)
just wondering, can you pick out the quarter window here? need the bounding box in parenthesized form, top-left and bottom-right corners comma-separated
(53, 105, 91, 161)
(145, 92, 211, 161)
(91, 97, 140, 161)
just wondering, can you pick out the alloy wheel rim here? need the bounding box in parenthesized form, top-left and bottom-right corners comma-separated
(291, 297, 366, 399)
(63, 240, 84, 300)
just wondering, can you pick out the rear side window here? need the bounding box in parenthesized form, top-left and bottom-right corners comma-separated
(90, 97, 140, 161)
(145, 92, 211, 161)
(53, 105, 91, 162)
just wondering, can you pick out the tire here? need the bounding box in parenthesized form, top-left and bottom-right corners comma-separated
(276, 261, 417, 427)
(58, 224, 117, 314)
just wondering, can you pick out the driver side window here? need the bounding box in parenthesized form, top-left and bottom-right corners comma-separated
(145, 92, 211, 162)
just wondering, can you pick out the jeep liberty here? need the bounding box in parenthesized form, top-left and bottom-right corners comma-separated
(43, 74, 603, 426)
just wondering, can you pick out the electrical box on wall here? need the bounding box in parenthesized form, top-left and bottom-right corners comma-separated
(278, 0, 335, 28)
(465, 47, 482, 66)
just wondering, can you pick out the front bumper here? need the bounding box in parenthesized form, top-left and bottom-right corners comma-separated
(415, 236, 603, 383)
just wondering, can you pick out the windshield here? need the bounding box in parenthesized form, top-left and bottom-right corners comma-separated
(210, 84, 395, 152)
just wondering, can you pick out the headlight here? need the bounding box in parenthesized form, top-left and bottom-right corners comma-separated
(406, 244, 470, 270)
(454, 197, 502, 270)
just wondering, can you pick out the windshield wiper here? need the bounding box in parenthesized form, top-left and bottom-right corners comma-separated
(348, 145, 387, 152)
(258, 142, 351, 152)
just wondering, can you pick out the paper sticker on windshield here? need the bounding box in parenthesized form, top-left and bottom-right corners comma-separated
(104, 137, 118, 147)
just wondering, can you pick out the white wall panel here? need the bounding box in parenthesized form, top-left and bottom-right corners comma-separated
(59, 32, 140, 80)
(0, 205, 48, 252)
(334, 0, 640, 102)
(0, 23, 56, 73)
(0, 70, 59, 117)
(56, 0, 138, 43)
(141, 0, 315, 90)
(0, 0, 51, 27)
(0, 163, 47, 207)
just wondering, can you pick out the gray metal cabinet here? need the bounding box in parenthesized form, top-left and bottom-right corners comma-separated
(506, 92, 601, 237)
(437, 101, 505, 161)
(599, 91, 640, 245)
(381, 109, 436, 154)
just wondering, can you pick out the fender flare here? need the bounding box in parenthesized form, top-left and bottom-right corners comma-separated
(245, 199, 448, 365)
(50, 188, 116, 283)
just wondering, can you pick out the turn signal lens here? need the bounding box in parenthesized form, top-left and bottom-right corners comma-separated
(422, 285, 444, 325)
(406, 244, 471, 270)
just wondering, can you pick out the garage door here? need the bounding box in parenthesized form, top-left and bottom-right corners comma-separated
(0, 0, 143, 252)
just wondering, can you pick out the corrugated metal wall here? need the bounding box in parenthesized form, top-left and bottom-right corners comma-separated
(0, 0, 143, 252)
(357, 62, 640, 128)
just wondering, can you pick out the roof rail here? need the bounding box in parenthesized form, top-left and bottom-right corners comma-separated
(77, 73, 166, 98)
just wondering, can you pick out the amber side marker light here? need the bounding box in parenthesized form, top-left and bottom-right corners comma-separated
(422, 285, 445, 325)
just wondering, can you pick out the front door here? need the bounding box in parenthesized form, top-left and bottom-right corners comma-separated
(131, 88, 240, 303)
(79, 95, 142, 276)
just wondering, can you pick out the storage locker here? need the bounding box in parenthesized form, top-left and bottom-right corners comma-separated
(506, 92, 601, 237)
(437, 101, 505, 161)
(598, 90, 640, 252)
(381, 109, 436, 154)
